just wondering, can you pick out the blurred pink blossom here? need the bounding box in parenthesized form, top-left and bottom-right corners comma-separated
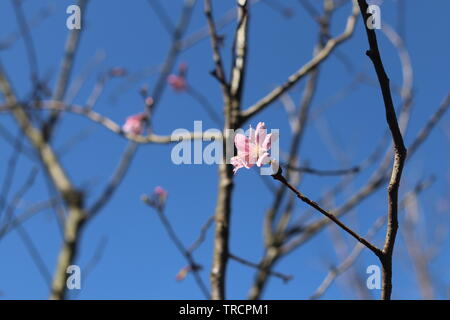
(145, 96, 154, 106)
(122, 113, 146, 135)
(168, 63, 188, 92)
(109, 67, 127, 77)
(154, 186, 168, 199)
(167, 74, 187, 92)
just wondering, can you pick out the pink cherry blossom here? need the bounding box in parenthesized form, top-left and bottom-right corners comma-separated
(167, 74, 187, 92)
(154, 186, 168, 199)
(230, 122, 275, 174)
(122, 113, 146, 135)
(168, 63, 188, 92)
(145, 96, 154, 106)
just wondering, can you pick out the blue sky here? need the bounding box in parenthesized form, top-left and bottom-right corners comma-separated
(0, 0, 449, 299)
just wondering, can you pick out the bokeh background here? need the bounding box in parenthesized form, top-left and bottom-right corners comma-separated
(0, 0, 449, 299)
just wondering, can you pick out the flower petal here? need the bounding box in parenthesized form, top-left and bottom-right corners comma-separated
(123, 114, 145, 135)
(255, 122, 266, 146)
(257, 152, 271, 167)
(231, 156, 245, 174)
(167, 74, 187, 91)
(261, 133, 272, 151)
(248, 125, 255, 144)
(234, 133, 250, 153)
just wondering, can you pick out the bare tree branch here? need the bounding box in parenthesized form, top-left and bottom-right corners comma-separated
(240, 0, 359, 122)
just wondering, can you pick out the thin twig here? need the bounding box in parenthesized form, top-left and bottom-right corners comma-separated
(210, 0, 250, 300)
(147, 0, 176, 34)
(282, 92, 450, 254)
(204, 0, 229, 94)
(142, 195, 210, 299)
(240, 1, 359, 122)
(283, 164, 360, 176)
(357, 0, 407, 300)
(187, 86, 223, 126)
(188, 215, 215, 254)
(44, 0, 88, 141)
(310, 176, 435, 299)
(0, 199, 58, 239)
(12, 0, 40, 84)
(272, 168, 382, 256)
(310, 215, 386, 300)
(229, 253, 293, 283)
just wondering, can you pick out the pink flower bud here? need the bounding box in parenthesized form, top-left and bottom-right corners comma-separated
(122, 113, 146, 135)
(109, 67, 127, 77)
(154, 186, 168, 198)
(175, 266, 190, 281)
(145, 96, 154, 106)
(167, 74, 187, 92)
